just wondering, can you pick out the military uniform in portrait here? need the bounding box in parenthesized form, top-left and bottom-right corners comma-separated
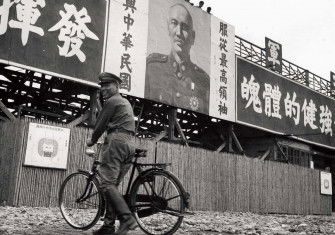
(145, 53, 210, 114)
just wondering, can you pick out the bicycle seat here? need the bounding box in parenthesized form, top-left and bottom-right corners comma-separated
(135, 148, 147, 158)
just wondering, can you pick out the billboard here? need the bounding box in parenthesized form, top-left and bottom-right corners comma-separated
(0, 0, 235, 120)
(104, 0, 235, 120)
(237, 57, 335, 149)
(0, 0, 107, 84)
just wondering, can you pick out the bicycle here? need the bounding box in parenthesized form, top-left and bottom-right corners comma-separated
(58, 142, 190, 235)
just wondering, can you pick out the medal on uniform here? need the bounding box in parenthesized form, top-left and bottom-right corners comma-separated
(190, 96, 199, 111)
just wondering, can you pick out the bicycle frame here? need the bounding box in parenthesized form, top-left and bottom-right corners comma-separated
(80, 143, 189, 218)
(125, 156, 171, 196)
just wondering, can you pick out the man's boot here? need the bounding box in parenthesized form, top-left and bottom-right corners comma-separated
(92, 224, 115, 235)
(103, 185, 138, 235)
(93, 191, 117, 235)
(115, 214, 138, 235)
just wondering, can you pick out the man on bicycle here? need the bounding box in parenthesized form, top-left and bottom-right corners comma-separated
(87, 72, 137, 235)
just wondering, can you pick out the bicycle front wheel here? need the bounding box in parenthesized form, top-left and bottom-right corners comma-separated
(130, 170, 185, 235)
(59, 172, 104, 230)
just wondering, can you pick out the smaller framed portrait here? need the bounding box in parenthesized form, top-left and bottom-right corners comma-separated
(320, 171, 332, 195)
(24, 123, 71, 169)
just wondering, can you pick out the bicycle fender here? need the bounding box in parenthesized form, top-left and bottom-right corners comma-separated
(78, 170, 90, 174)
(74, 170, 106, 216)
(137, 168, 161, 178)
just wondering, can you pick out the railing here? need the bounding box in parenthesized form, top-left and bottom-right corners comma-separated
(235, 36, 332, 98)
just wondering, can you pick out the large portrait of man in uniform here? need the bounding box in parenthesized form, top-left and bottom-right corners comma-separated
(145, 0, 211, 114)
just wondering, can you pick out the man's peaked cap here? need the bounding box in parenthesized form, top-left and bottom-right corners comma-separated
(98, 72, 122, 85)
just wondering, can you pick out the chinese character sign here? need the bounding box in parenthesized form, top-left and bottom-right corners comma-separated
(237, 57, 335, 149)
(265, 37, 282, 73)
(104, 0, 149, 98)
(0, 0, 107, 84)
(209, 16, 235, 121)
(331, 71, 335, 97)
(48, 3, 99, 63)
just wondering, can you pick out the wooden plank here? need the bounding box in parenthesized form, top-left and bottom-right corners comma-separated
(221, 152, 229, 211)
(282, 162, 289, 214)
(11, 119, 27, 206)
(259, 147, 271, 160)
(264, 161, 270, 213)
(0, 100, 16, 121)
(0, 115, 9, 121)
(66, 112, 89, 127)
(0, 122, 12, 204)
(173, 116, 188, 147)
(152, 130, 167, 143)
(249, 159, 255, 213)
(215, 141, 226, 152)
(228, 155, 236, 211)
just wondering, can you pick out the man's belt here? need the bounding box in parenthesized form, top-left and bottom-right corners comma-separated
(107, 128, 135, 136)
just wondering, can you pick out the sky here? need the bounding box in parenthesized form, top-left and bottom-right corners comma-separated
(198, 0, 335, 80)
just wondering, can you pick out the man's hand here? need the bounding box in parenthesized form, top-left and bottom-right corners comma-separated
(86, 139, 95, 147)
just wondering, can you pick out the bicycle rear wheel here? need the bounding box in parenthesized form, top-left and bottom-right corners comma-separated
(130, 170, 185, 235)
(59, 172, 103, 230)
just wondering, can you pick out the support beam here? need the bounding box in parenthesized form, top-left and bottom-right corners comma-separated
(216, 130, 227, 152)
(0, 115, 9, 121)
(228, 124, 244, 155)
(231, 129, 244, 155)
(0, 100, 16, 121)
(67, 112, 90, 128)
(17, 106, 66, 119)
(174, 117, 189, 147)
(167, 109, 176, 140)
(133, 101, 144, 134)
(275, 139, 289, 163)
(88, 90, 101, 126)
(228, 125, 233, 152)
(168, 108, 189, 146)
(215, 141, 226, 152)
(152, 130, 167, 143)
(259, 147, 271, 161)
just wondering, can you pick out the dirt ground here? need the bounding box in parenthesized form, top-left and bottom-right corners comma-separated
(1, 206, 335, 234)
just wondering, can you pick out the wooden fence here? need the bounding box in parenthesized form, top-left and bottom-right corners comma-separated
(0, 119, 331, 215)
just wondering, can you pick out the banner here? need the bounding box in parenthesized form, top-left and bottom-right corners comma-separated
(0, 0, 235, 120)
(237, 57, 335, 149)
(24, 123, 70, 169)
(0, 0, 107, 84)
(210, 16, 235, 120)
(104, 0, 148, 97)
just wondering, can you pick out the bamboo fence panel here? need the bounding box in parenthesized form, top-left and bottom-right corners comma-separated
(0, 121, 18, 205)
(0, 119, 332, 215)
